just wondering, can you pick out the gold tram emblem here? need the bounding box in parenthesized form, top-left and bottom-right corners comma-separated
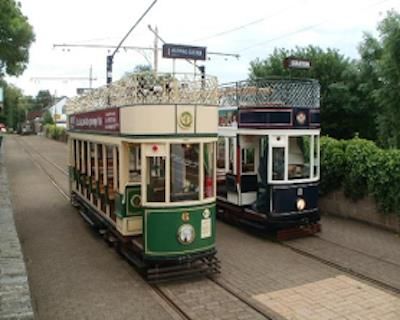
(181, 211, 190, 222)
(179, 111, 193, 129)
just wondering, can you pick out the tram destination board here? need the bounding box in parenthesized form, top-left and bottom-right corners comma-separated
(69, 108, 120, 133)
(162, 43, 207, 60)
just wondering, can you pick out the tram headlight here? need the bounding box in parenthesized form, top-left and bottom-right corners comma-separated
(177, 224, 195, 245)
(296, 198, 306, 211)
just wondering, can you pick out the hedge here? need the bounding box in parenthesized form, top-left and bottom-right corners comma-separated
(43, 124, 67, 142)
(320, 136, 400, 215)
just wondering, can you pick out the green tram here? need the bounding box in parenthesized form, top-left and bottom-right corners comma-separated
(66, 72, 220, 281)
(217, 78, 321, 237)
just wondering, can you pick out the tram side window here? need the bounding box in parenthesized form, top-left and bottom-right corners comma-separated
(204, 142, 215, 198)
(128, 144, 141, 183)
(90, 143, 96, 178)
(217, 138, 225, 170)
(228, 138, 235, 173)
(241, 147, 255, 173)
(147, 156, 166, 202)
(288, 136, 311, 180)
(170, 144, 200, 202)
(106, 146, 114, 191)
(272, 147, 285, 180)
(97, 144, 104, 193)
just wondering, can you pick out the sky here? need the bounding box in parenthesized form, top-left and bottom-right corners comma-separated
(6, 0, 400, 98)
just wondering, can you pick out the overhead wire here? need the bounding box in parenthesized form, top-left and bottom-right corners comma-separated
(192, 1, 307, 43)
(238, 0, 394, 53)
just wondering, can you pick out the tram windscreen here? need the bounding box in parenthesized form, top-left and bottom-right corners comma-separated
(170, 144, 200, 202)
(204, 143, 215, 199)
(288, 136, 311, 180)
(147, 156, 166, 202)
(272, 147, 285, 180)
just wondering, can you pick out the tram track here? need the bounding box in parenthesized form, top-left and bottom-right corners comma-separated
(16, 136, 400, 318)
(280, 241, 400, 296)
(16, 136, 275, 320)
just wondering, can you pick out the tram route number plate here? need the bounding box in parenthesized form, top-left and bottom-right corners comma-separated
(201, 218, 211, 239)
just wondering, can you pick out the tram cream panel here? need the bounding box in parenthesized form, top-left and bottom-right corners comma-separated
(176, 105, 195, 134)
(116, 216, 142, 236)
(120, 105, 175, 135)
(196, 106, 218, 133)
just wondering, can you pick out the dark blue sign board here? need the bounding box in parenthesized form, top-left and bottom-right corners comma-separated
(163, 44, 207, 60)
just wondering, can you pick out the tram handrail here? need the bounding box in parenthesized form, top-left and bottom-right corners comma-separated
(219, 78, 320, 109)
(65, 72, 219, 115)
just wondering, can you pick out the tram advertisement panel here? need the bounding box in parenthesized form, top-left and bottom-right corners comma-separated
(69, 108, 120, 133)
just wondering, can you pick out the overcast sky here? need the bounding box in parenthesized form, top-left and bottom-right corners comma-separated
(6, 0, 400, 97)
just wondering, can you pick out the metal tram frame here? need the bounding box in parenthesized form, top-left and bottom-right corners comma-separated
(66, 72, 220, 281)
(216, 78, 321, 238)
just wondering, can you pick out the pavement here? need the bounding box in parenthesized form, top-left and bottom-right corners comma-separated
(3, 135, 400, 320)
(0, 136, 34, 320)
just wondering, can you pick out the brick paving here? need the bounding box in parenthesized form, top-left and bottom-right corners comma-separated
(255, 275, 400, 320)
(0, 138, 34, 320)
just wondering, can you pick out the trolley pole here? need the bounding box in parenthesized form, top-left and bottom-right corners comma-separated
(107, 0, 158, 84)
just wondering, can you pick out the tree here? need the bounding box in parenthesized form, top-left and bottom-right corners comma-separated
(374, 10, 400, 148)
(0, 0, 35, 77)
(32, 90, 53, 111)
(249, 46, 370, 139)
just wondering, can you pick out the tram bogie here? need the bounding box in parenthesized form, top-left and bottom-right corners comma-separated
(66, 72, 220, 281)
(217, 78, 321, 235)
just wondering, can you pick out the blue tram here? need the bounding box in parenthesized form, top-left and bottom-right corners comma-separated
(217, 78, 321, 234)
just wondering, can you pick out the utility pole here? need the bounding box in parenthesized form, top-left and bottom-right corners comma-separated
(107, 0, 158, 84)
(153, 25, 159, 73)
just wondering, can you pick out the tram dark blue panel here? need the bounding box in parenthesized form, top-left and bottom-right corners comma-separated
(226, 174, 237, 192)
(310, 110, 320, 126)
(239, 111, 292, 126)
(272, 184, 318, 213)
(240, 174, 258, 193)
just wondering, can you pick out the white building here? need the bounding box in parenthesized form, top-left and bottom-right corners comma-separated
(48, 97, 68, 128)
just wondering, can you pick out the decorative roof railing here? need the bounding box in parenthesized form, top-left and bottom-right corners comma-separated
(65, 72, 219, 115)
(219, 78, 320, 108)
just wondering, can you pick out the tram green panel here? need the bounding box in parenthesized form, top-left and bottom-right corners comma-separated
(144, 204, 216, 257)
(115, 193, 126, 218)
(126, 186, 143, 216)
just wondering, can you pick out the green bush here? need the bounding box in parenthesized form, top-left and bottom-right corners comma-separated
(320, 136, 346, 194)
(43, 124, 66, 141)
(320, 136, 400, 215)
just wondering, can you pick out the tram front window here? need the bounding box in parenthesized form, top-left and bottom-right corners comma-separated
(288, 136, 311, 180)
(147, 156, 166, 202)
(272, 147, 285, 180)
(170, 144, 200, 202)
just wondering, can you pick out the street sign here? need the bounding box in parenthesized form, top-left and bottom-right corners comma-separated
(162, 44, 207, 60)
(283, 57, 311, 70)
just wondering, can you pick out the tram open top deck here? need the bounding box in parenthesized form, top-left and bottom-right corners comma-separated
(65, 72, 219, 137)
(218, 78, 320, 130)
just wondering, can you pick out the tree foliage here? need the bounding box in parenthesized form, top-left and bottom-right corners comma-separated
(374, 10, 400, 148)
(249, 46, 376, 140)
(0, 0, 35, 76)
(33, 90, 53, 111)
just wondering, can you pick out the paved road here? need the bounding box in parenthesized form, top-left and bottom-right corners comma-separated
(6, 135, 400, 320)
